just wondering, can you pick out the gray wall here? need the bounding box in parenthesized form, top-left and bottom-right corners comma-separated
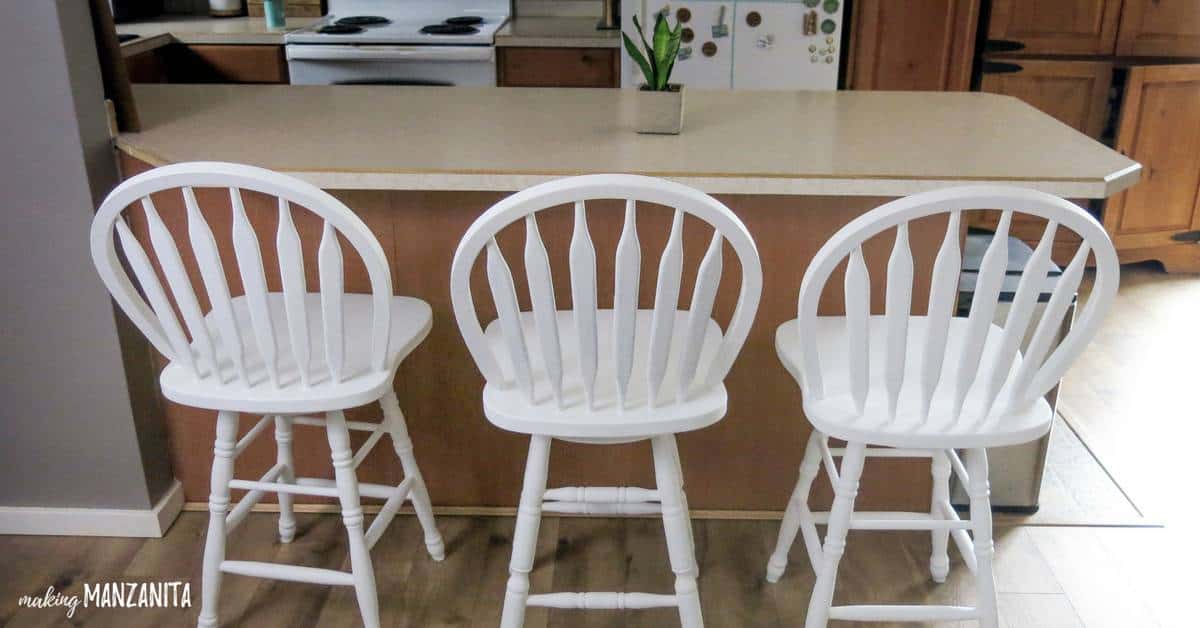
(0, 0, 173, 510)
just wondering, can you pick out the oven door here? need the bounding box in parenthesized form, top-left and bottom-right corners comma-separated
(286, 45, 497, 86)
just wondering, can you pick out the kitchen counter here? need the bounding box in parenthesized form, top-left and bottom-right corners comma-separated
(115, 83, 1139, 513)
(495, 16, 622, 48)
(119, 84, 1139, 197)
(117, 15, 320, 55)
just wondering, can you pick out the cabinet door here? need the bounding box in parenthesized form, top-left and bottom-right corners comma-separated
(847, 0, 979, 91)
(497, 48, 619, 88)
(164, 45, 289, 84)
(979, 59, 1112, 137)
(1116, 0, 1200, 58)
(977, 59, 1113, 264)
(987, 0, 1122, 56)
(1103, 64, 1200, 271)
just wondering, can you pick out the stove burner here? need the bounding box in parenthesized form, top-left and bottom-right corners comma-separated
(445, 16, 485, 26)
(318, 23, 364, 34)
(335, 15, 391, 27)
(420, 23, 480, 35)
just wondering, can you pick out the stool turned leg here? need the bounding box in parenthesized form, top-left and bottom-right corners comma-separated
(652, 435, 704, 628)
(967, 448, 999, 628)
(274, 415, 297, 543)
(326, 410, 380, 628)
(666, 436, 699, 579)
(198, 411, 238, 628)
(805, 441, 866, 628)
(930, 449, 952, 583)
(767, 431, 824, 583)
(381, 391, 444, 561)
(501, 435, 552, 628)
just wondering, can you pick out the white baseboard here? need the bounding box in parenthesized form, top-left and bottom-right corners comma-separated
(0, 479, 184, 537)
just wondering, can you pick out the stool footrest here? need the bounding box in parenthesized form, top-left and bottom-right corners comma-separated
(810, 510, 973, 531)
(527, 592, 678, 610)
(220, 560, 354, 587)
(828, 604, 978, 622)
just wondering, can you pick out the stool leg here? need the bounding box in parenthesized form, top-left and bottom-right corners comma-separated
(326, 410, 380, 628)
(274, 415, 297, 543)
(501, 435, 552, 628)
(767, 431, 824, 583)
(930, 449, 952, 583)
(966, 448, 999, 628)
(652, 435, 704, 628)
(805, 441, 866, 628)
(381, 390, 444, 561)
(198, 411, 238, 628)
(666, 436, 699, 579)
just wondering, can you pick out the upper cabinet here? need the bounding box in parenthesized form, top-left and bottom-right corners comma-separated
(986, 0, 1122, 55)
(1115, 0, 1200, 58)
(847, 0, 980, 91)
(1103, 64, 1200, 272)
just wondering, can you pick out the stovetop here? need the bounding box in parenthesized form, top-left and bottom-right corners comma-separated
(286, 0, 510, 46)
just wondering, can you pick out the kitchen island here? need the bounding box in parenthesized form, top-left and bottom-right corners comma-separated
(116, 84, 1138, 515)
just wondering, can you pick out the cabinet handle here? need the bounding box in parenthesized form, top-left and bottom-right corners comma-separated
(985, 39, 1026, 53)
(981, 61, 1024, 74)
(1170, 230, 1200, 243)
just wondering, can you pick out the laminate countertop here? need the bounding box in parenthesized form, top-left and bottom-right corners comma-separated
(117, 84, 1141, 197)
(495, 16, 622, 48)
(117, 15, 320, 56)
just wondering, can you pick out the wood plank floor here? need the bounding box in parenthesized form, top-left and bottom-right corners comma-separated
(0, 512, 1182, 627)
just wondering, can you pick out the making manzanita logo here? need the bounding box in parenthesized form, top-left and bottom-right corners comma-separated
(18, 581, 191, 618)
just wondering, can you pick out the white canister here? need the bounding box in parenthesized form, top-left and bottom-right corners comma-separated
(209, 0, 243, 17)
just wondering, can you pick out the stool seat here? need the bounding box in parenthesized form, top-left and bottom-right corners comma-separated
(483, 310, 727, 439)
(776, 317, 1053, 449)
(161, 293, 431, 413)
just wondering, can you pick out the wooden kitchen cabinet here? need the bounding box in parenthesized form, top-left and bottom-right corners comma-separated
(1103, 64, 1200, 272)
(847, 0, 980, 91)
(497, 47, 619, 88)
(974, 59, 1113, 262)
(127, 44, 289, 84)
(986, 0, 1123, 56)
(979, 58, 1112, 137)
(1116, 0, 1200, 58)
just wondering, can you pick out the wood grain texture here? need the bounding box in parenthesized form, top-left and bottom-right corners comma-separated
(1103, 64, 1200, 270)
(1115, 0, 1200, 58)
(497, 47, 620, 88)
(161, 44, 290, 84)
(987, 0, 1123, 56)
(119, 153, 944, 513)
(847, 0, 980, 91)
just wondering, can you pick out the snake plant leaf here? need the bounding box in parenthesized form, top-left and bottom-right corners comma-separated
(652, 13, 672, 87)
(658, 23, 683, 89)
(622, 32, 654, 87)
(631, 13, 658, 82)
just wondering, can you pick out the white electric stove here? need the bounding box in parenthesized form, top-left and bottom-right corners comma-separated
(285, 0, 510, 86)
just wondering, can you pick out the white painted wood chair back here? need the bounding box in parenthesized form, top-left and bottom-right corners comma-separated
(90, 162, 443, 628)
(766, 185, 1119, 628)
(451, 173, 762, 418)
(91, 161, 393, 401)
(796, 186, 1118, 433)
(450, 174, 762, 628)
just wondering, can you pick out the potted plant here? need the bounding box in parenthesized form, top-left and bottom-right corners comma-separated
(623, 13, 685, 134)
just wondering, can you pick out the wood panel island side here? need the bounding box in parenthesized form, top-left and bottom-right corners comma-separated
(114, 84, 1139, 516)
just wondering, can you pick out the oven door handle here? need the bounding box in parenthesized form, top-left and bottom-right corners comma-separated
(286, 45, 495, 62)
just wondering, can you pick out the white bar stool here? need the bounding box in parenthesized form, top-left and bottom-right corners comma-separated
(449, 175, 763, 627)
(765, 186, 1120, 626)
(90, 162, 444, 628)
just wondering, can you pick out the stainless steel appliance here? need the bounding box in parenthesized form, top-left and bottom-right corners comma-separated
(620, 0, 845, 89)
(285, 0, 510, 86)
(952, 232, 1075, 512)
